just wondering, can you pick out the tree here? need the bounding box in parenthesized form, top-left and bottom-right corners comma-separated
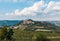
(0, 25, 14, 41)
(0, 27, 7, 40)
(6, 28, 14, 40)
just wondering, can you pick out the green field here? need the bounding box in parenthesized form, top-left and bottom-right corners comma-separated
(13, 29, 60, 41)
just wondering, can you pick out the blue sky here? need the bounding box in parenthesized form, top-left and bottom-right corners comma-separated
(0, 0, 60, 21)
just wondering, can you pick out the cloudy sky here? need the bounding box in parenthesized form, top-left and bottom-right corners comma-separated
(0, 0, 60, 21)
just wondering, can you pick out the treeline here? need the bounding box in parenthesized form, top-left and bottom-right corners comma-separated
(33, 21, 58, 30)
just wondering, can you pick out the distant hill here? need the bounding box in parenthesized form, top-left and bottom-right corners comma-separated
(0, 20, 60, 31)
(0, 20, 21, 26)
(14, 19, 60, 31)
(49, 21, 60, 26)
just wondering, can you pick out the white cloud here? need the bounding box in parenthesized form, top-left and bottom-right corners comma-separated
(33, 17, 60, 21)
(0, 0, 60, 21)
(5, 0, 46, 16)
(44, 1, 60, 13)
(44, 1, 55, 13)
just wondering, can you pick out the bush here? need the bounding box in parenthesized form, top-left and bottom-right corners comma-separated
(36, 33, 50, 41)
(0, 28, 7, 40)
(0, 26, 14, 41)
(6, 28, 14, 40)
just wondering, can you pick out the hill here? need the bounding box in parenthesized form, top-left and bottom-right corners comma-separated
(49, 21, 60, 26)
(14, 19, 60, 31)
(0, 20, 20, 27)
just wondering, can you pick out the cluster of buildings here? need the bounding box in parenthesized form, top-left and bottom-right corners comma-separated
(13, 19, 35, 29)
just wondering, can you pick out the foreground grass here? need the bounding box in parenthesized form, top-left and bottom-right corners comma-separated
(13, 29, 60, 41)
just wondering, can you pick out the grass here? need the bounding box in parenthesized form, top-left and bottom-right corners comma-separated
(12, 29, 60, 41)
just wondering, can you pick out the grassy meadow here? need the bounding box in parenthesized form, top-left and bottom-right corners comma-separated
(13, 29, 60, 41)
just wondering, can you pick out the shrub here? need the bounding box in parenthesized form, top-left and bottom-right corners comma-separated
(36, 33, 50, 41)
